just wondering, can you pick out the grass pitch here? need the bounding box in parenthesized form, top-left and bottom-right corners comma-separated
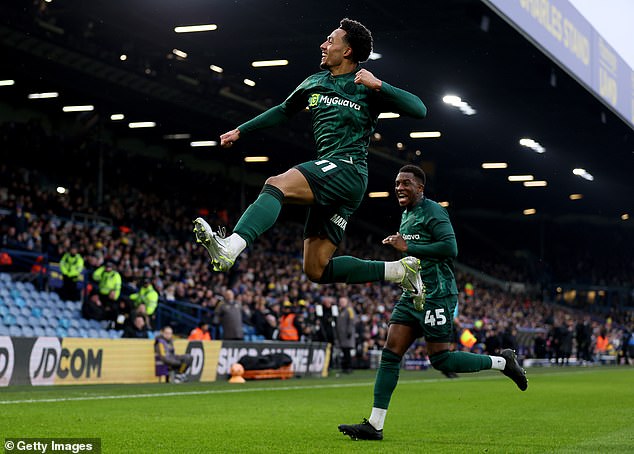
(2, 367, 633, 453)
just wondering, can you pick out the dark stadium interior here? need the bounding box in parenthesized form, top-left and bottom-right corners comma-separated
(2, 0, 632, 220)
(0, 1, 632, 341)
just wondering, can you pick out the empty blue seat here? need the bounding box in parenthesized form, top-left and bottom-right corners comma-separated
(33, 326, 46, 337)
(78, 328, 89, 338)
(21, 326, 35, 337)
(9, 325, 22, 337)
(44, 327, 57, 337)
(55, 327, 67, 338)
(31, 307, 42, 318)
(41, 308, 54, 319)
(0, 305, 7, 317)
(15, 315, 29, 326)
(58, 318, 70, 329)
(3, 314, 16, 326)
(70, 319, 81, 329)
(0, 325, 9, 336)
(108, 330, 121, 339)
(87, 329, 99, 338)
(20, 306, 31, 317)
(67, 327, 80, 337)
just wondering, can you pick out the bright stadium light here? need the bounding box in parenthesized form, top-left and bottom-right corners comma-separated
(62, 105, 94, 112)
(409, 131, 441, 138)
(110, 114, 125, 121)
(0, 80, 15, 86)
(508, 175, 534, 182)
(523, 208, 537, 215)
(28, 92, 59, 99)
(573, 168, 594, 181)
(569, 193, 583, 200)
(443, 94, 476, 115)
(481, 162, 508, 169)
(243, 79, 256, 87)
(523, 180, 547, 187)
(244, 156, 269, 163)
(209, 65, 224, 73)
(172, 49, 188, 59)
(519, 137, 546, 153)
(368, 192, 390, 198)
(174, 24, 217, 33)
(128, 121, 156, 128)
(190, 141, 217, 147)
(251, 60, 289, 67)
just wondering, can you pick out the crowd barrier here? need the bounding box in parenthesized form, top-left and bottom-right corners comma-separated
(0, 336, 330, 387)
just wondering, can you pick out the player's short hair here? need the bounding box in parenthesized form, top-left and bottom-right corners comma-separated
(399, 164, 426, 186)
(339, 18, 373, 63)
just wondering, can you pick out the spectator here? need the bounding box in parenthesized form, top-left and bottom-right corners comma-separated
(251, 298, 276, 340)
(130, 278, 159, 324)
(278, 300, 302, 342)
(336, 296, 356, 374)
(122, 314, 149, 339)
(154, 325, 192, 383)
(188, 321, 211, 341)
(212, 289, 244, 340)
(314, 296, 336, 345)
(59, 244, 84, 301)
(575, 316, 592, 363)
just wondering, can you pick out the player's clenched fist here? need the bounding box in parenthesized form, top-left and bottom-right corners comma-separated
(354, 68, 382, 91)
(220, 129, 241, 148)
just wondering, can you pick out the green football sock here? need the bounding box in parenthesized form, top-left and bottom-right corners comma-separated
(234, 184, 284, 247)
(429, 350, 493, 373)
(317, 256, 385, 284)
(373, 349, 402, 409)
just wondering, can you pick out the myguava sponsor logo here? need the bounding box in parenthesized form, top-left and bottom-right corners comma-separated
(0, 336, 15, 386)
(308, 93, 361, 110)
(401, 234, 420, 240)
(29, 337, 103, 384)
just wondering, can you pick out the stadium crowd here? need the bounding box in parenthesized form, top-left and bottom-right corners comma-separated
(1, 118, 632, 368)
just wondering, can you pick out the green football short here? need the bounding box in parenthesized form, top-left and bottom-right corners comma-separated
(389, 295, 458, 343)
(295, 158, 367, 245)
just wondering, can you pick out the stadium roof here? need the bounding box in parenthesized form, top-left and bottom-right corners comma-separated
(1, 0, 632, 226)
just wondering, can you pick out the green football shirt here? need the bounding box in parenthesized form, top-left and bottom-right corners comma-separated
(399, 197, 459, 299)
(238, 67, 426, 176)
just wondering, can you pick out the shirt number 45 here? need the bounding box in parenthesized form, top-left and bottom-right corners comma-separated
(424, 308, 447, 326)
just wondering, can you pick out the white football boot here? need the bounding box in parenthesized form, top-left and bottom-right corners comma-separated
(399, 256, 426, 311)
(193, 217, 236, 272)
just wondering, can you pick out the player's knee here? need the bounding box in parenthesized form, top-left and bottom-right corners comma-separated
(304, 262, 326, 283)
(429, 350, 451, 372)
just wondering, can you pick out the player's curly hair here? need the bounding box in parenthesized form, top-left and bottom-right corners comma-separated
(339, 18, 373, 63)
(399, 164, 426, 186)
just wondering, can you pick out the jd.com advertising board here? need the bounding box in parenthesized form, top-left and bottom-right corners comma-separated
(0, 336, 221, 386)
(0, 336, 330, 386)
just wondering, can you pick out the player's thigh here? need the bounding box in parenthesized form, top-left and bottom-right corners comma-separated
(295, 160, 366, 207)
(385, 323, 419, 356)
(266, 167, 314, 203)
